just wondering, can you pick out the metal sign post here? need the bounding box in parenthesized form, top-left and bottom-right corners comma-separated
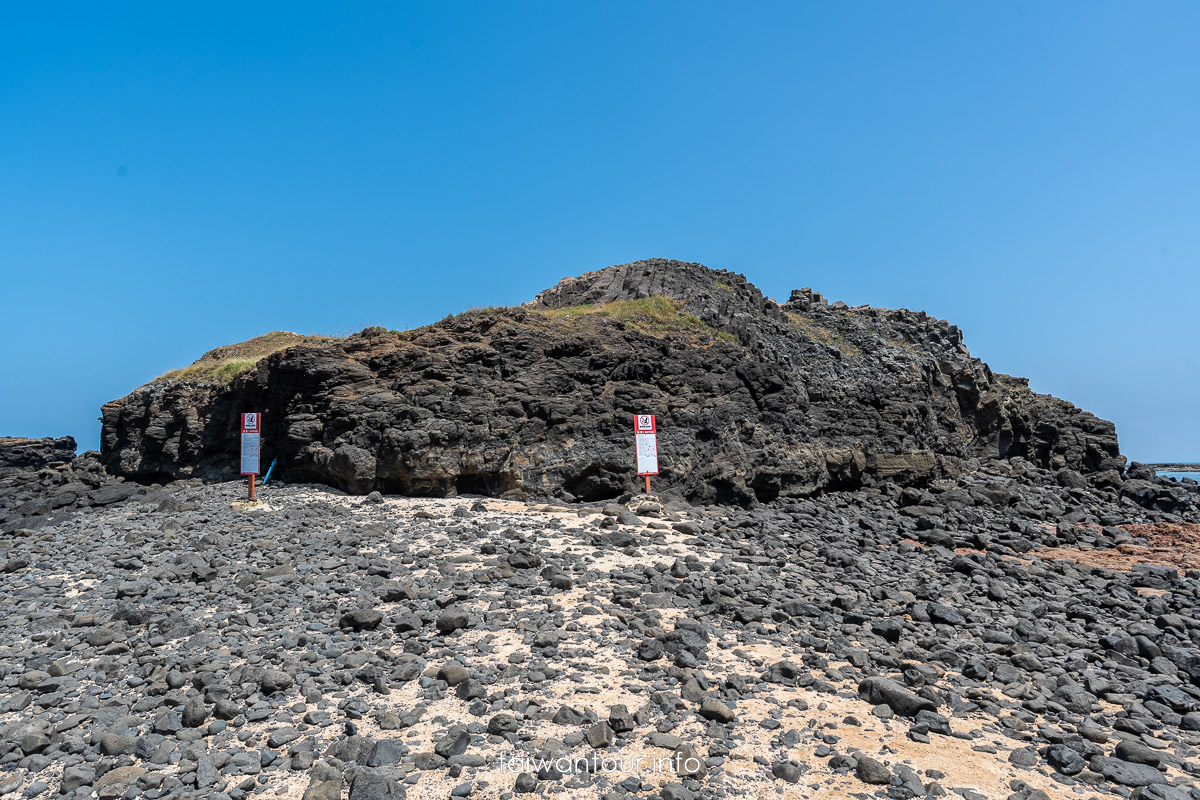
(634, 414, 658, 494)
(240, 413, 261, 500)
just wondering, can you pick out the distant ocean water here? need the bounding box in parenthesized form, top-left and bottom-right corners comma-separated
(1157, 470, 1200, 484)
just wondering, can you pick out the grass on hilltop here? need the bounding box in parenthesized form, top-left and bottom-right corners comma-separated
(539, 296, 734, 341)
(154, 298, 736, 386)
(155, 331, 334, 385)
(403, 297, 737, 342)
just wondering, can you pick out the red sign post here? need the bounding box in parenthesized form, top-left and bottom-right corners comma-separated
(634, 414, 658, 494)
(241, 413, 261, 500)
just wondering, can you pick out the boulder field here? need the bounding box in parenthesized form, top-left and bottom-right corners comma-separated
(1, 479, 1200, 800)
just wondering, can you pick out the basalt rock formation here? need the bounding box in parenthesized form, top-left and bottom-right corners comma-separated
(0, 436, 77, 473)
(0, 437, 139, 532)
(100, 259, 1138, 506)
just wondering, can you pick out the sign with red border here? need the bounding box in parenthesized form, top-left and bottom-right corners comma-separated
(634, 414, 658, 475)
(240, 413, 261, 475)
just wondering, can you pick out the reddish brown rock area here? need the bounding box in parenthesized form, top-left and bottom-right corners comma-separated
(1033, 522, 1200, 573)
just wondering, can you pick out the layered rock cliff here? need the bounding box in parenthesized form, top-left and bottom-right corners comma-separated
(99, 259, 1128, 505)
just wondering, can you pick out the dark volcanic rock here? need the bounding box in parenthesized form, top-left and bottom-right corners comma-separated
(340, 607, 384, 631)
(98, 259, 1132, 505)
(855, 755, 892, 785)
(0, 438, 120, 531)
(349, 769, 407, 799)
(857, 676, 936, 718)
(0, 436, 76, 472)
(1091, 756, 1167, 787)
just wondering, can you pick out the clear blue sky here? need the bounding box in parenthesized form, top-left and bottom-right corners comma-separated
(2, 2, 1197, 461)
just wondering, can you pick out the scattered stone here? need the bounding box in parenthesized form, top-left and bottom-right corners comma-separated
(340, 607, 384, 631)
(436, 608, 470, 634)
(771, 761, 802, 783)
(260, 669, 294, 695)
(855, 755, 892, 785)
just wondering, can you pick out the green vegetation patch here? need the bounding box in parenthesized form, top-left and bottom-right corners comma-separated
(786, 313, 862, 358)
(156, 331, 332, 385)
(539, 296, 733, 341)
(153, 297, 738, 388)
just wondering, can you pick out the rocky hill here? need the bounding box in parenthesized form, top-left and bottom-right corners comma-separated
(99, 259, 1184, 514)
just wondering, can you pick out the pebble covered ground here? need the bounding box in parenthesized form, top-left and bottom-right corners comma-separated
(3, 475, 1200, 800)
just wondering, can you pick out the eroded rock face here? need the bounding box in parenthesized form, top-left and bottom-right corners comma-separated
(0, 436, 77, 473)
(0, 437, 134, 532)
(99, 259, 1125, 503)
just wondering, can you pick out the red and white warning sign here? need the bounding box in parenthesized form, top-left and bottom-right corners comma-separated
(240, 413, 261, 475)
(634, 414, 658, 476)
